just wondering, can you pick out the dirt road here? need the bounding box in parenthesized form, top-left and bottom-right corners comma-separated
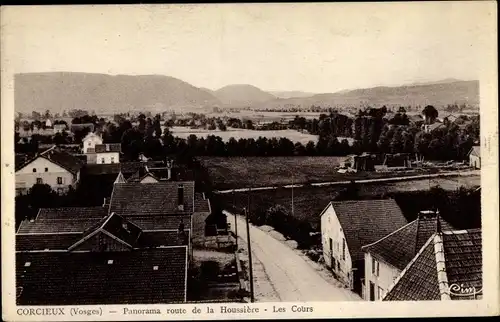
(227, 213, 362, 302)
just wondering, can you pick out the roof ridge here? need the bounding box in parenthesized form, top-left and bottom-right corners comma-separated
(433, 232, 451, 300)
(361, 219, 417, 251)
(382, 232, 437, 301)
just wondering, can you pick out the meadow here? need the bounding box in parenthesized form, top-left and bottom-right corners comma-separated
(169, 126, 319, 144)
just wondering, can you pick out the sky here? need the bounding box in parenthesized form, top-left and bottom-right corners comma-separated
(1, 3, 495, 93)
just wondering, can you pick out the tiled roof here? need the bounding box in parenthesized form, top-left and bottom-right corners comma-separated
(443, 229, 482, 300)
(16, 233, 81, 251)
(329, 199, 408, 262)
(17, 218, 101, 234)
(16, 247, 188, 305)
(94, 143, 121, 153)
(194, 193, 211, 213)
(36, 206, 108, 220)
(383, 229, 482, 301)
(127, 215, 192, 231)
(362, 213, 454, 271)
(137, 230, 190, 248)
(383, 238, 440, 301)
(109, 182, 195, 216)
(15, 147, 84, 174)
(469, 146, 480, 157)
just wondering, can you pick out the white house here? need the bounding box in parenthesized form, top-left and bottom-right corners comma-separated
(82, 132, 103, 154)
(361, 211, 454, 301)
(91, 143, 121, 164)
(468, 146, 480, 169)
(15, 146, 84, 195)
(320, 199, 407, 295)
(53, 124, 67, 133)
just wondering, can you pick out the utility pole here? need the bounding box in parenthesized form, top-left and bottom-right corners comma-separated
(233, 189, 238, 250)
(291, 172, 294, 218)
(244, 206, 255, 302)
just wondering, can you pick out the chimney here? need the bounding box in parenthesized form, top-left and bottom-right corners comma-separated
(177, 184, 184, 211)
(103, 198, 108, 207)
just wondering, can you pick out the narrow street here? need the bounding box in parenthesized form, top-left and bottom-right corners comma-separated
(227, 213, 362, 302)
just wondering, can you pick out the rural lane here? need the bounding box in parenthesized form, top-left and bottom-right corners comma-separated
(215, 169, 480, 194)
(226, 212, 362, 302)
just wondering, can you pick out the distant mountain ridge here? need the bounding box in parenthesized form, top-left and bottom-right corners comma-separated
(15, 72, 221, 114)
(213, 84, 276, 107)
(14, 72, 479, 113)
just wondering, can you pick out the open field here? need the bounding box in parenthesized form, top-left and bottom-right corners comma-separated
(198, 156, 474, 190)
(170, 126, 319, 144)
(217, 175, 480, 231)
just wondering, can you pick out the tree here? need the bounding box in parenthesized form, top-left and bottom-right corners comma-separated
(422, 105, 439, 124)
(31, 111, 41, 121)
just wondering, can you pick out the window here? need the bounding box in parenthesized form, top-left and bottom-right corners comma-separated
(32, 168, 36, 173)
(57, 177, 63, 184)
(88, 142, 91, 146)
(153, 266, 159, 271)
(378, 287, 384, 300)
(107, 260, 114, 265)
(372, 257, 380, 276)
(111, 157, 115, 164)
(36, 178, 43, 184)
(101, 158, 105, 164)
(24, 262, 31, 267)
(44, 167, 48, 172)
(337, 260, 340, 272)
(332, 258, 336, 270)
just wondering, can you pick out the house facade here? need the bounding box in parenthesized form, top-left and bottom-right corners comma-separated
(320, 199, 408, 295)
(82, 132, 103, 154)
(94, 144, 121, 164)
(469, 146, 480, 169)
(320, 205, 353, 288)
(15, 147, 83, 195)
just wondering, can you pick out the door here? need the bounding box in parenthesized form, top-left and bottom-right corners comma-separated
(369, 281, 375, 301)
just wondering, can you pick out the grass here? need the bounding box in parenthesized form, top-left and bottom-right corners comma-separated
(170, 126, 319, 144)
(198, 156, 464, 190)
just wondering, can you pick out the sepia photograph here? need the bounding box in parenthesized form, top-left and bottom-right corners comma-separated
(1, 2, 498, 320)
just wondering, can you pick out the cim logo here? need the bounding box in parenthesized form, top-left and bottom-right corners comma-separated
(449, 283, 482, 298)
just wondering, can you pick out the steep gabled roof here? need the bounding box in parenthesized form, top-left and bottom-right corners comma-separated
(383, 229, 482, 301)
(362, 212, 454, 271)
(15, 146, 84, 174)
(329, 199, 408, 262)
(69, 213, 142, 250)
(16, 246, 188, 305)
(109, 182, 195, 216)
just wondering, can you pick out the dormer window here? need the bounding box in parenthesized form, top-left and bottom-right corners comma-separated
(32, 168, 36, 173)
(153, 266, 159, 271)
(107, 260, 114, 265)
(24, 262, 31, 267)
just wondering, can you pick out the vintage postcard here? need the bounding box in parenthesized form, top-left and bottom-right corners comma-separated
(1, 2, 498, 320)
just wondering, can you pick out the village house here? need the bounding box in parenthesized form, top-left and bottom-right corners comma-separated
(320, 199, 408, 295)
(468, 146, 480, 169)
(16, 211, 188, 305)
(82, 132, 103, 154)
(15, 146, 84, 195)
(93, 143, 121, 164)
(361, 210, 455, 301)
(383, 228, 482, 301)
